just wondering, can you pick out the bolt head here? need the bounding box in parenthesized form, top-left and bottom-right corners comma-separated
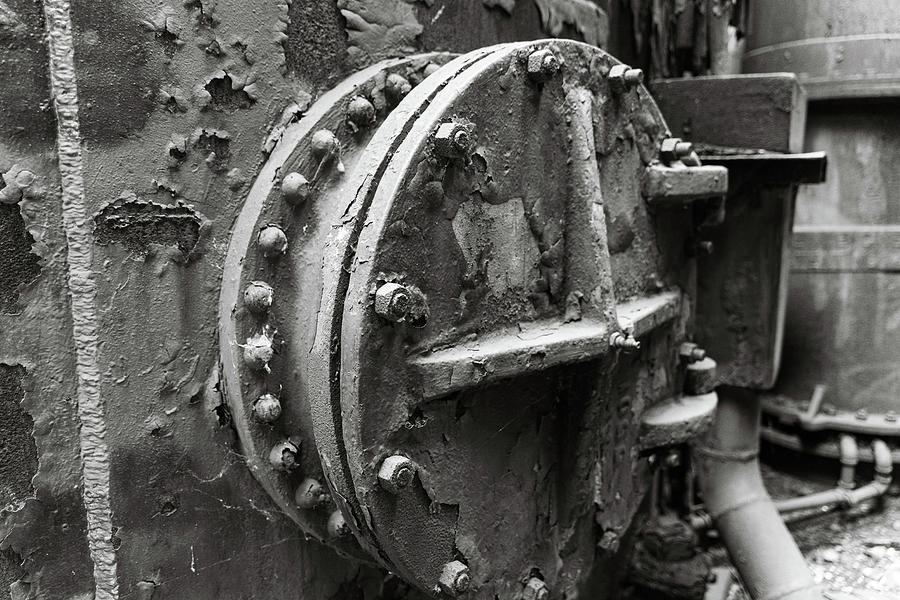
(295, 477, 329, 509)
(252, 393, 282, 423)
(679, 342, 706, 363)
(438, 560, 471, 596)
(258, 225, 288, 258)
(856, 409, 868, 421)
(608, 64, 642, 92)
(327, 509, 351, 538)
(347, 95, 376, 128)
(374, 283, 411, 322)
(311, 129, 339, 161)
(886, 411, 898, 423)
(281, 172, 310, 206)
(268, 440, 300, 471)
(523, 577, 549, 600)
(660, 138, 683, 164)
(527, 48, 559, 81)
(378, 455, 416, 493)
(243, 281, 274, 314)
(243, 332, 274, 372)
(624, 67, 644, 87)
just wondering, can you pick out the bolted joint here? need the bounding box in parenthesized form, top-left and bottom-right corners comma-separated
(526, 48, 559, 82)
(438, 560, 471, 596)
(327, 509, 351, 539)
(268, 439, 300, 471)
(522, 577, 549, 600)
(684, 356, 717, 395)
(678, 342, 706, 364)
(610, 331, 641, 352)
(433, 122, 473, 159)
(252, 393, 282, 423)
(377, 455, 416, 494)
(281, 172, 310, 206)
(347, 95, 376, 131)
(385, 73, 412, 102)
(243, 281, 274, 314)
(311, 129, 340, 162)
(374, 283, 411, 322)
(257, 225, 288, 258)
(607, 64, 643, 92)
(295, 477, 329, 509)
(659, 138, 694, 165)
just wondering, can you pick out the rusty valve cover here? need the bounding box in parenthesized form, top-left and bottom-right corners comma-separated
(219, 40, 726, 598)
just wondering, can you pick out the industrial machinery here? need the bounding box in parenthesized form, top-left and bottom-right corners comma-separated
(0, 1, 849, 599)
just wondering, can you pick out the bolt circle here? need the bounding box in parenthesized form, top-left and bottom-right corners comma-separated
(268, 440, 300, 471)
(281, 172, 310, 206)
(258, 225, 288, 258)
(252, 393, 282, 423)
(243, 281, 274, 314)
(294, 477, 329, 509)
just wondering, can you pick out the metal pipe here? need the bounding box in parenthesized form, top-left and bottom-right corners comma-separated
(697, 387, 822, 600)
(838, 434, 858, 490)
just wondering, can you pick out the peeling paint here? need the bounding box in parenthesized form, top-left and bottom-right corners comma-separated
(338, 0, 423, 67)
(533, 0, 609, 48)
(93, 194, 204, 258)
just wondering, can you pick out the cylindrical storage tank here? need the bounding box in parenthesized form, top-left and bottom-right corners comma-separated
(743, 1, 900, 459)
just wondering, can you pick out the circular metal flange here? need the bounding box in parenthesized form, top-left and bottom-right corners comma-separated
(218, 52, 460, 553)
(309, 40, 677, 597)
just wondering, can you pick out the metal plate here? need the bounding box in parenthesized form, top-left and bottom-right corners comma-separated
(318, 40, 696, 597)
(218, 53, 458, 552)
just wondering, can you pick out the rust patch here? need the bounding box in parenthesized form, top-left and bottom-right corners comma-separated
(198, 70, 257, 112)
(285, 0, 347, 85)
(0, 201, 41, 313)
(94, 195, 203, 258)
(0, 364, 37, 507)
(337, 0, 423, 67)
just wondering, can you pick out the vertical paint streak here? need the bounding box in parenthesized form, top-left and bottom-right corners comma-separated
(41, 1, 119, 598)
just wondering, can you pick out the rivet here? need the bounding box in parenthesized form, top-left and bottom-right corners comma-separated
(347, 95, 376, 130)
(385, 73, 412, 101)
(281, 172, 310, 206)
(257, 225, 288, 258)
(438, 560, 471, 596)
(327, 509, 351, 538)
(526, 48, 559, 82)
(522, 577, 549, 600)
(252, 393, 281, 423)
(243, 281, 274, 314)
(311, 129, 340, 162)
(374, 283, 411, 322)
(295, 477, 329, 509)
(14, 170, 35, 187)
(243, 331, 274, 372)
(268, 439, 300, 471)
(377, 455, 416, 494)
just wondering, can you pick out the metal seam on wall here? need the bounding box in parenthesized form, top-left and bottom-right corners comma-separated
(41, 1, 119, 598)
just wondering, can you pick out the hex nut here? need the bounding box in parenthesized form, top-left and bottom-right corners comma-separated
(660, 138, 694, 165)
(347, 95, 376, 129)
(522, 577, 549, 600)
(281, 172, 310, 206)
(685, 357, 717, 395)
(374, 283, 411, 322)
(608, 64, 643, 92)
(377, 455, 416, 493)
(433, 122, 472, 159)
(243, 281, 274, 314)
(252, 393, 282, 423)
(268, 440, 300, 471)
(438, 560, 471, 596)
(327, 509, 351, 538)
(856, 409, 868, 421)
(243, 332, 274, 372)
(257, 225, 288, 258)
(526, 48, 559, 82)
(295, 477, 329, 509)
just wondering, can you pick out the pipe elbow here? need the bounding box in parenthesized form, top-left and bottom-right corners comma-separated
(872, 439, 892, 483)
(839, 435, 858, 466)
